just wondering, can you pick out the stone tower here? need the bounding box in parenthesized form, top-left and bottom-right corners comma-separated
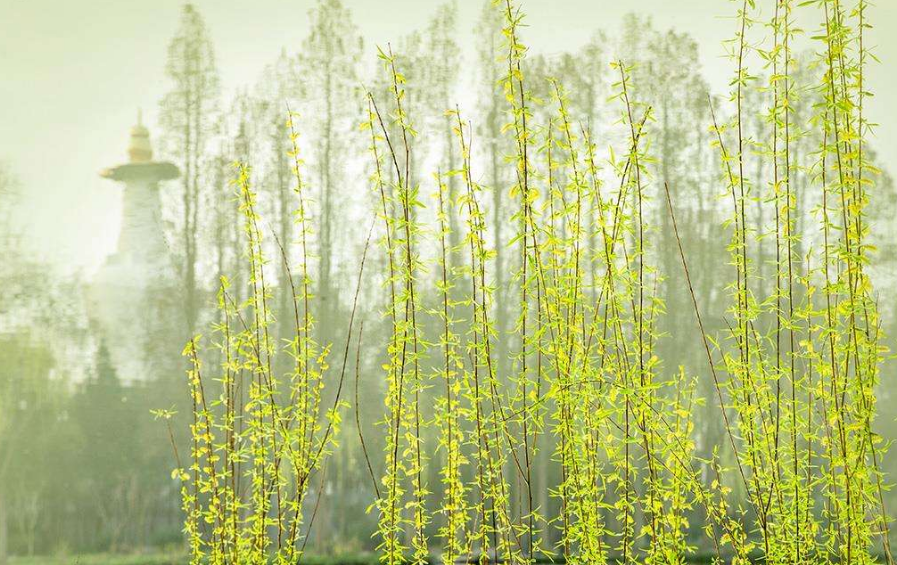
(90, 113, 180, 382)
(99, 112, 178, 267)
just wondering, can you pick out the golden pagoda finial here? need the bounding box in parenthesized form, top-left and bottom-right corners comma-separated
(128, 109, 152, 163)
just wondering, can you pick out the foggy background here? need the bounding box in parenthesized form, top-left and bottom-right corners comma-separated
(2, 0, 895, 271)
(2, 0, 897, 562)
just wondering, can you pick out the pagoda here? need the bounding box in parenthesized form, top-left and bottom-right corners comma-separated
(90, 113, 180, 381)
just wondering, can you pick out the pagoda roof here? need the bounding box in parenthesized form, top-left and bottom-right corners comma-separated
(99, 161, 179, 182)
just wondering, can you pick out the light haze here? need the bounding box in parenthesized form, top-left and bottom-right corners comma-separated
(1, 0, 894, 270)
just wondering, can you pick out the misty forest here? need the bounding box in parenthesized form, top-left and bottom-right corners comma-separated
(2, 0, 897, 563)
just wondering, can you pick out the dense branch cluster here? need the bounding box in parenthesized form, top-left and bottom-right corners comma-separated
(175, 0, 896, 563)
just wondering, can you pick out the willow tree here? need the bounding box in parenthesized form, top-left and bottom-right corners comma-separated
(300, 0, 363, 325)
(296, 0, 364, 545)
(159, 2, 220, 336)
(257, 50, 301, 340)
(369, 31, 427, 198)
(422, 2, 461, 255)
(474, 0, 513, 376)
(216, 89, 263, 306)
(614, 16, 718, 368)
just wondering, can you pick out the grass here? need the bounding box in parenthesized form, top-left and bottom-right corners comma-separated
(9, 554, 184, 565)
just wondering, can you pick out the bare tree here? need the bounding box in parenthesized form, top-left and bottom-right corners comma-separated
(160, 3, 220, 336)
(300, 0, 363, 321)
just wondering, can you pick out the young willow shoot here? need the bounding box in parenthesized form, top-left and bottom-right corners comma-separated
(172, 113, 370, 565)
(168, 0, 895, 564)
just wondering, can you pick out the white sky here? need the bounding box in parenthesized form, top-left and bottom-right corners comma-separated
(1, 0, 894, 272)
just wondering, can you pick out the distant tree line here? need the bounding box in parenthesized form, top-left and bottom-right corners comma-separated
(1, 0, 896, 560)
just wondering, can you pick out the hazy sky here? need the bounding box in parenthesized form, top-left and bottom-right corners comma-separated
(2, 0, 895, 272)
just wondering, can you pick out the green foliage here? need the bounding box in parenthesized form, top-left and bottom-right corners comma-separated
(6, 0, 896, 562)
(173, 118, 364, 563)
(167, 0, 896, 562)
